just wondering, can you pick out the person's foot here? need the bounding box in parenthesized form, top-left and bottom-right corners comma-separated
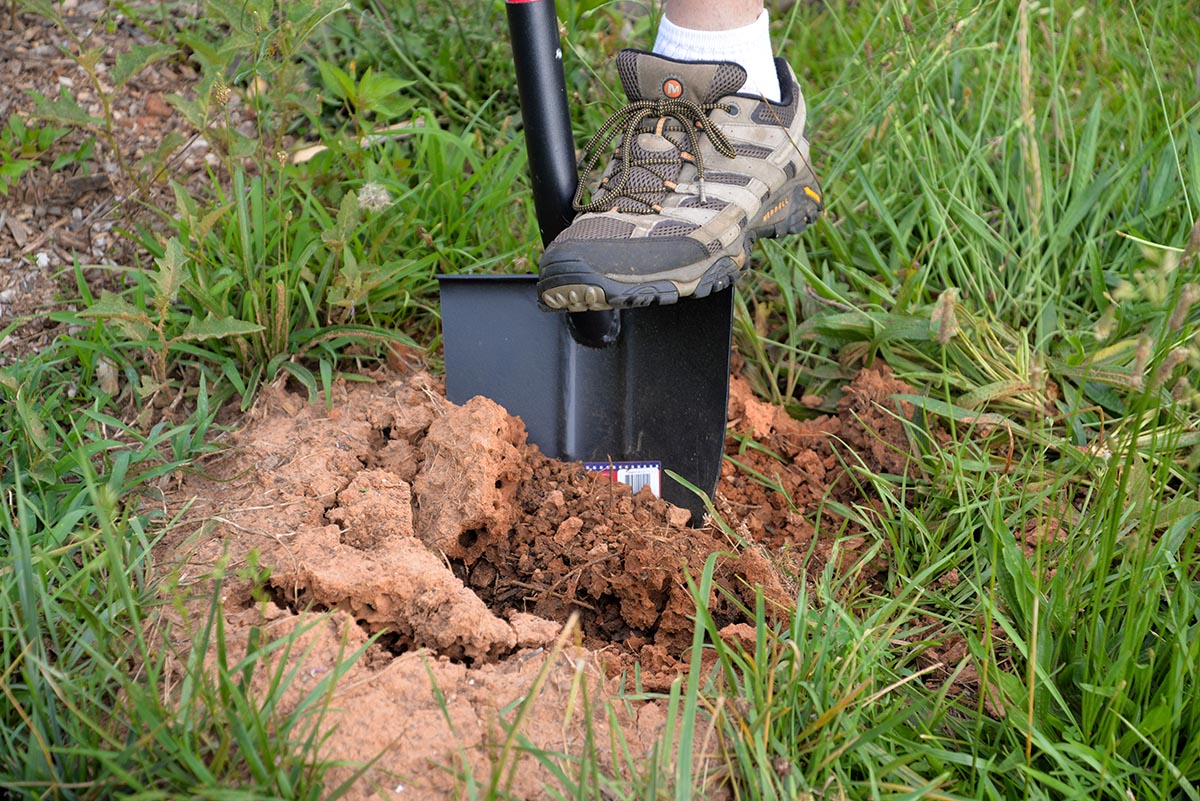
(537, 49, 822, 312)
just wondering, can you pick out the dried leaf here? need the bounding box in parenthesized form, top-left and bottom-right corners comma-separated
(5, 217, 31, 248)
(930, 287, 959, 345)
(96, 357, 119, 396)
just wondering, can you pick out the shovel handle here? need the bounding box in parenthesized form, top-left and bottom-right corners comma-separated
(506, 0, 620, 349)
(505, 0, 577, 247)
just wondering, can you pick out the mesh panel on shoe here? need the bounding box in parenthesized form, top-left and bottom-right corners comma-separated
(616, 51, 640, 99)
(623, 167, 669, 208)
(751, 96, 796, 127)
(710, 63, 747, 100)
(630, 139, 680, 176)
(588, 139, 678, 211)
(732, 143, 774, 159)
(649, 221, 699, 237)
(561, 217, 637, 241)
(680, 197, 730, 211)
(705, 172, 752, 186)
(628, 167, 667, 193)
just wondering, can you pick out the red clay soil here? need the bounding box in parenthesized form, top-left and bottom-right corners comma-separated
(158, 364, 916, 799)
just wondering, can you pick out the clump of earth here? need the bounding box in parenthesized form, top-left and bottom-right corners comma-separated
(159, 365, 915, 799)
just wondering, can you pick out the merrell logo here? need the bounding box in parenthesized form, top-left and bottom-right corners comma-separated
(762, 197, 790, 222)
(663, 78, 683, 98)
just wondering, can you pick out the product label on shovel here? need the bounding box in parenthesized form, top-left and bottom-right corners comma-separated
(584, 461, 662, 497)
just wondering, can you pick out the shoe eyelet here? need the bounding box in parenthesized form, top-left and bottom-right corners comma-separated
(725, 104, 739, 117)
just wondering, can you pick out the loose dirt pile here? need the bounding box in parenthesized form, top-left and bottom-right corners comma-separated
(159, 365, 915, 799)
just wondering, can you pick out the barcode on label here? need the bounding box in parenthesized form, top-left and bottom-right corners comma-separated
(584, 461, 662, 498)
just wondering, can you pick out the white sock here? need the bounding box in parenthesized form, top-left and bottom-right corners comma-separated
(652, 10, 782, 103)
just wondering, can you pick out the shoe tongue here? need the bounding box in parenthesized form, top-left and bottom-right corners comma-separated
(616, 49, 747, 105)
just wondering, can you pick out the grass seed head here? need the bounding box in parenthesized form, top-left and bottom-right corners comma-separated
(1094, 306, 1116, 341)
(1169, 283, 1199, 331)
(1173, 376, 1200, 409)
(212, 80, 231, 107)
(1112, 279, 1137, 302)
(1132, 334, 1154, 384)
(1151, 348, 1189, 391)
(1185, 215, 1200, 268)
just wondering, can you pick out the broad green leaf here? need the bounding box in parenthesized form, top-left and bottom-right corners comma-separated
(278, 361, 318, 402)
(192, 203, 232, 245)
(33, 122, 65, 152)
(16, 0, 57, 17)
(153, 238, 187, 303)
(317, 61, 356, 103)
(166, 92, 206, 129)
(15, 392, 51, 454)
(225, 128, 259, 159)
(112, 43, 176, 88)
(171, 181, 198, 229)
(32, 89, 104, 129)
(80, 292, 152, 324)
(176, 314, 264, 343)
(79, 291, 154, 340)
(322, 192, 359, 248)
(8, 115, 27, 140)
(1071, 99, 1103, 197)
(0, 160, 36, 194)
(874, 315, 937, 345)
(958, 380, 1038, 410)
(893, 393, 1016, 429)
(1151, 496, 1200, 533)
(356, 68, 414, 113)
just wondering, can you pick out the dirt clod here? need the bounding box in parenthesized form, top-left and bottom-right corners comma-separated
(414, 396, 529, 563)
(270, 527, 519, 662)
(328, 469, 414, 549)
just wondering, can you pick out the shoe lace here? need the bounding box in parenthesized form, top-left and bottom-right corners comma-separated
(573, 97, 737, 214)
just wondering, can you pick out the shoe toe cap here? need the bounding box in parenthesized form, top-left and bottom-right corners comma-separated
(540, 236, 710, 278)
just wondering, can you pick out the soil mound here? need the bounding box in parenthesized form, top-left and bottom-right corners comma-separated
(160, 365, 913, 798)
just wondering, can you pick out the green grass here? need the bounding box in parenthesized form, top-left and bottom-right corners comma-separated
(0, 361, 367, 797)
(3, 0, 1199, 798)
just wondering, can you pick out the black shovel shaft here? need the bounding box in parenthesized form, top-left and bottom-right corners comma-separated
(506, 0, 619, 349)
(505, 0, 576, 247)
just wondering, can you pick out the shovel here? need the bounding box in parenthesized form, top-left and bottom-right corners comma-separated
(437, 0, 733, 522)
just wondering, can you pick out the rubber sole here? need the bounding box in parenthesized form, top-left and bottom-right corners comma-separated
(538, 180, 823, 312)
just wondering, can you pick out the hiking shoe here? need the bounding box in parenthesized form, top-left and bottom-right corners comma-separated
(537, 49, 822, 312)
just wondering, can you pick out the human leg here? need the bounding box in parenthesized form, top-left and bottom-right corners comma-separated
(660, 0, 762, 31)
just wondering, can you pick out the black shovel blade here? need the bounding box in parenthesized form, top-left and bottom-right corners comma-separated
(438, 274, 732, 522)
